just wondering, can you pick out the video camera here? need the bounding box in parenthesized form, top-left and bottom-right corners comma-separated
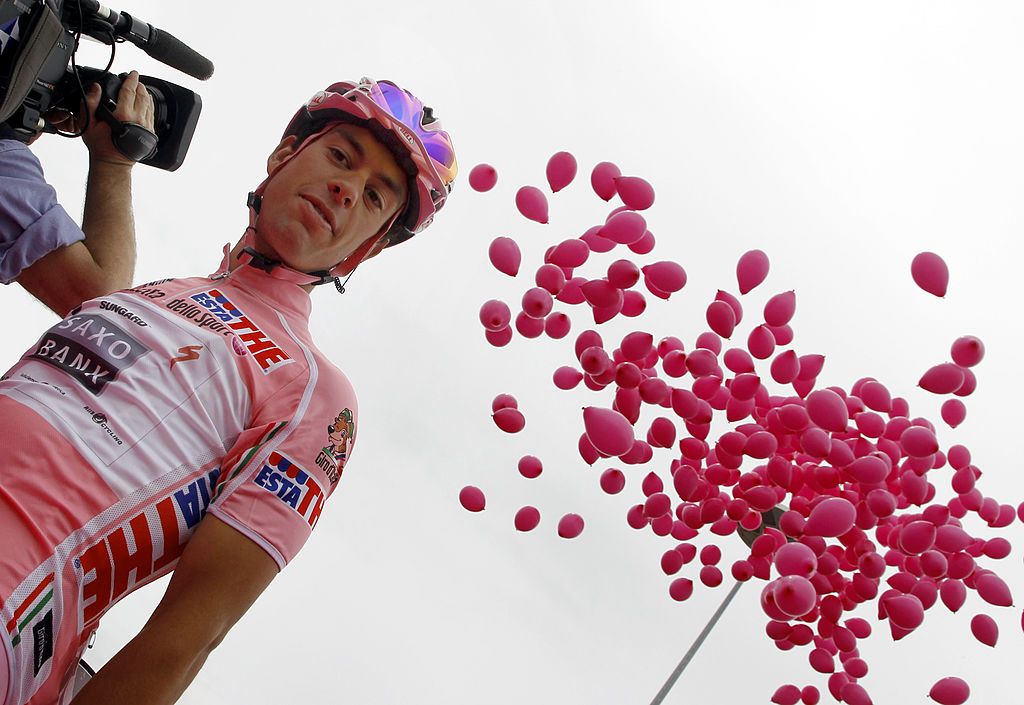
(0, 0, 212, 170)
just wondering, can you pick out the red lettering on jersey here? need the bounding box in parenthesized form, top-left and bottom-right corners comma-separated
(153, 496, 186, 571)
(108, 514, 154, 600)
(227, 315, 258, 335)
(239, 330, 274, 354)
(254, 347, 289, 370)
(307, 492, 325, 529)
(80, 541, 112, 624)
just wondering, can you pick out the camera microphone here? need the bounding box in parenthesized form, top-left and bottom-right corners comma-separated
(78, 0, 214, 80)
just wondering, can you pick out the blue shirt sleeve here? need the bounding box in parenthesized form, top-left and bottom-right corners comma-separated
(0, 139, 85, 284)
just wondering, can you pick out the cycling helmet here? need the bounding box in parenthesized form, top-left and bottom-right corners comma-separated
(245, 77, 457, 285)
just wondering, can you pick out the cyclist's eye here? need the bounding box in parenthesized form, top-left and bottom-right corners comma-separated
(368, 190, 383, 210)
(330, 148, 349, 166)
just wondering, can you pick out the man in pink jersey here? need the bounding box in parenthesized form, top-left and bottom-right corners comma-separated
(0, 77, 457, 705)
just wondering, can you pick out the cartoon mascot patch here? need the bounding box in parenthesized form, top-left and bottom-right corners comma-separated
(316, 408, 354, 485)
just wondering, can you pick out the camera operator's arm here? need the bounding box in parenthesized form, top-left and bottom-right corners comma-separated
(16, 71, 154, 316)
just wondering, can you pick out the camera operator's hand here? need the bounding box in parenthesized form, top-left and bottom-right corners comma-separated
(48, 70, 156, 166)
(83, 70, 155, 166)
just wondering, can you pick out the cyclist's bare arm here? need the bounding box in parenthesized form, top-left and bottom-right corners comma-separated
(69, 515, 279, 705)
(17, 71, 153, 316)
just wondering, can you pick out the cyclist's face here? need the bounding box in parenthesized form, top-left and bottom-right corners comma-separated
(255, 124, 408, 273)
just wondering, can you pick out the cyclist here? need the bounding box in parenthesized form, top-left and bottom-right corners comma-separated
(0, 77, 457, 705)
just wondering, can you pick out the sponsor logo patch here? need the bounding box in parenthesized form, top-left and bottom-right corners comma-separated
(254, 452, 325, 528)
(32, 610, 53, 675)
(30, 314, 150, 394)
(188, 289, 292, 374)
(316, 408, 355, 486)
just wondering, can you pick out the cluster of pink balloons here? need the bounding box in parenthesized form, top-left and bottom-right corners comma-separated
(464, 152, 1013, 705)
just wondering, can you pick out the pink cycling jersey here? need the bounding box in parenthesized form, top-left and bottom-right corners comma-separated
(0, 257, 358, 705)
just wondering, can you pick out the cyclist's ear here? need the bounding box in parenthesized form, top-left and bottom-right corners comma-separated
(266, 135, 299, 175)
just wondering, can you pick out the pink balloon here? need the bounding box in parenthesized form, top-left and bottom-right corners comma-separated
(628, 229, 656, 254)
(546, 151, 577, 192)
(581, 278, 622, 309)
(661, 549, 684, 575)
(580, 224, 616, 253)
(848, 455, 889, 485)
(885, 594, 925, 629)
(919, 363, 966, 394)
(669, 577, 694, 601)
(941, 399, 967, 428)
(797, 354, 825, 380)
(770, 350, 801, 384)
(515, 185, 549, 223)
(764, 290, 797, 327)
(607, 259, 641, 289)
(771, 685, 801, 705)
(515, 311, 544, 339)
(748, 325, 776, 360)
(954, 368, 977, 396)
(492, 408, 526, 433)
(468, 163, 498, 192)
(601, 211, 647, 245)
(488, 236, 521, 277)
(648, 417, 677, 448)
(613, 175, 655, 210)
(737, 249, 770, 294)
(806, 389, 849, 432)
(899, 520, 937, 553)
(591, 161, 621, 201)
(557, 513, 585, 539)
(518, 455, 542, 479)
(774, 543, 818, 578)
(556, 277, 587, 304)
(772, 575, 817, 618)
(912, 251, 949, 297)
(642, 261, 687, 294)
(713, 289, 744, 325)
(900, 425, 939, 458)
(976, 572, 1013, 607)
(840, 683, 872, 705)
(485, 326, 513, 348)
(928, 677, 970, 705)
(600, 468, 626, 495)
(553, 366, 583, 390)
(706, 300, 737, 338)
(621, 290, 647, 317)
(580, 346, 612, 376)
(582, 406, 634, 456)
(514, 506, 540, 531)
(479, 299, 511, 331)
(459, 485, 486, 512)
(800, 685, 820, 705)
(548, 238, 591, 268)
(970, 614, 998, 647)
(805, 498, 856, 537)
(522, 287, 554, 319)
(859, 381, 892, 413)
(492, 393, 518, 412)
(621, 331, 655, 361)
(951, 335, 985, 367)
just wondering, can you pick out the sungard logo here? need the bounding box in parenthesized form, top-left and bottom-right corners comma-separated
(77, 468, 220, 624)
(253, 452, 325, 528)
(188, 289, 292, 374)
(30, 314, 150, 394)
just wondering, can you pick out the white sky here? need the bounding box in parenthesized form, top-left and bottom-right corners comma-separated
(18, 1, 1024, 703)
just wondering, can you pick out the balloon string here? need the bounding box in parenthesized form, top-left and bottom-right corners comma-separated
(648, 580, 745, 705)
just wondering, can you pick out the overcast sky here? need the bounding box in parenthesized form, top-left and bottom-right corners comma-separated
(18, 1, 1024, 703)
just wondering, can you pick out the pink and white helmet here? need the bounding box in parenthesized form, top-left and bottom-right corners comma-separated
(247, 77, 458, 282)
